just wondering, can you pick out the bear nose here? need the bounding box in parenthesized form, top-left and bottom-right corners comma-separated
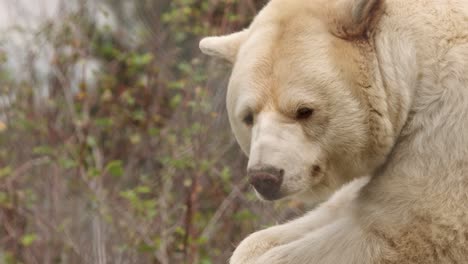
(247, 166, 284, 200)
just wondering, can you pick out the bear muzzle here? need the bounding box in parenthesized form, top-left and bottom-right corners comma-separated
(247, 165, 284, 200)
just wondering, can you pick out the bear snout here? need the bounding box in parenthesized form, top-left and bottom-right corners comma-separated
(247, 166, 284, 200)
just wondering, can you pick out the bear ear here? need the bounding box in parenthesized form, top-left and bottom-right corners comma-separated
(326, 0, 383, 39)
(199, 30, 248, 63)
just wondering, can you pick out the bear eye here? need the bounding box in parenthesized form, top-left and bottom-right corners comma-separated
(296, 107, 314, 120)
(243, 112, 254, 126)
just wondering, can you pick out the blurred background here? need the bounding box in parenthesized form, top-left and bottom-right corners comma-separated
(0, 0, 305, 263)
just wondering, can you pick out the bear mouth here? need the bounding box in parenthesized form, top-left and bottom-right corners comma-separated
(253, 184, 303, 201)
(253, 187, 286, 201)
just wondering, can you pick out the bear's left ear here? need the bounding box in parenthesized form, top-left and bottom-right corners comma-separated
(326, 0, 383, 39)
(199, 30, 248, 63)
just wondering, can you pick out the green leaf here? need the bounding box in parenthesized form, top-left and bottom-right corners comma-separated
(0, 166, 12, 178)
(86, 136, 97, 147)
(177, 62, 192, 74)
(174, 226, 185, 236)
(148, 127, 160, 137)
(97, 42, 120, 60)
(105, 160, 124, 177)
(119, 190, 136, 201)
(59, 158, 78, 169)
(127, 53, 154, 68)
(0, 191, 9, 206)
(95, 117, 114, 128)
(220, 167, 231, 182)
(20, 234, 37, 247)
(136, 53, 153, 66)
(170, 94, 182, 108)
(2, 251, 16, 264)
(200, 258, 213, 264)
(137, 242, 156, 253)
(234, 209, 257, 221)
(199, 159, 211, 172)
(87, 167, 101, 178)
(136, 186, 150, 194)
(196, 236, 208, 245)
(132, 110, 146, 122)
(33, 145, 54, 156)
(121, 91, 135, 106)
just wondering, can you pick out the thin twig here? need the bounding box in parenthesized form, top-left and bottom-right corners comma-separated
(200, 180, 247, 242)
(1, 157, 51, 188)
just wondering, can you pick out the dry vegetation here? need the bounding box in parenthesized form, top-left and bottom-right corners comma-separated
(0, 1, 304, 263)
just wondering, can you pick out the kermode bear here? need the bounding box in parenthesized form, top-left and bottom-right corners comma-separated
(200, 0, 468, 263)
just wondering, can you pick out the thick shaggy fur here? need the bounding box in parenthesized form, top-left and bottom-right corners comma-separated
(200, 0, 468, 263)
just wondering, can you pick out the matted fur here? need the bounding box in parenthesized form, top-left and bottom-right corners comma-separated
(200, 0, 468, 263)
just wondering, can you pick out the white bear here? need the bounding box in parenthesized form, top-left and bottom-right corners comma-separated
(200, 0, 468, 263)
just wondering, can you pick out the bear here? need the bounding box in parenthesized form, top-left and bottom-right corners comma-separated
(200, 0, 468, 263)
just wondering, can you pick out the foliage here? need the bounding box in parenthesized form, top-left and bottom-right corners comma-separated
(0, 0, 304, 263)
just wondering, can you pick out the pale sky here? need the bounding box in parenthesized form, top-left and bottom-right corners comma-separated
(0, 0, 60, 31)
(0, 0, 115, 117)
(0, 0, 118, 92)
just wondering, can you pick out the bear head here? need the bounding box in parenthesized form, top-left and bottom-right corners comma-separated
(200, 0, 405, 203)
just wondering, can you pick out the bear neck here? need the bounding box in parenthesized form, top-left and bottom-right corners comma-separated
(360, 0, 468, 223)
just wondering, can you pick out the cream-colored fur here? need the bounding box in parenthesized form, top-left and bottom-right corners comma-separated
(200, 0, 468, 263)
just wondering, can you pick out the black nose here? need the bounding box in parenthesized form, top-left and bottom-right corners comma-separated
(248, 166, 284, 200)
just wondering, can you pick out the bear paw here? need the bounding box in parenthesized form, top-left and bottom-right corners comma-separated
(230, 228, 283, 264)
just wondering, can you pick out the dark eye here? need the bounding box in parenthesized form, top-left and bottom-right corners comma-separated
(243, 113, 254, 126)
(296, 107, 314, 120)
